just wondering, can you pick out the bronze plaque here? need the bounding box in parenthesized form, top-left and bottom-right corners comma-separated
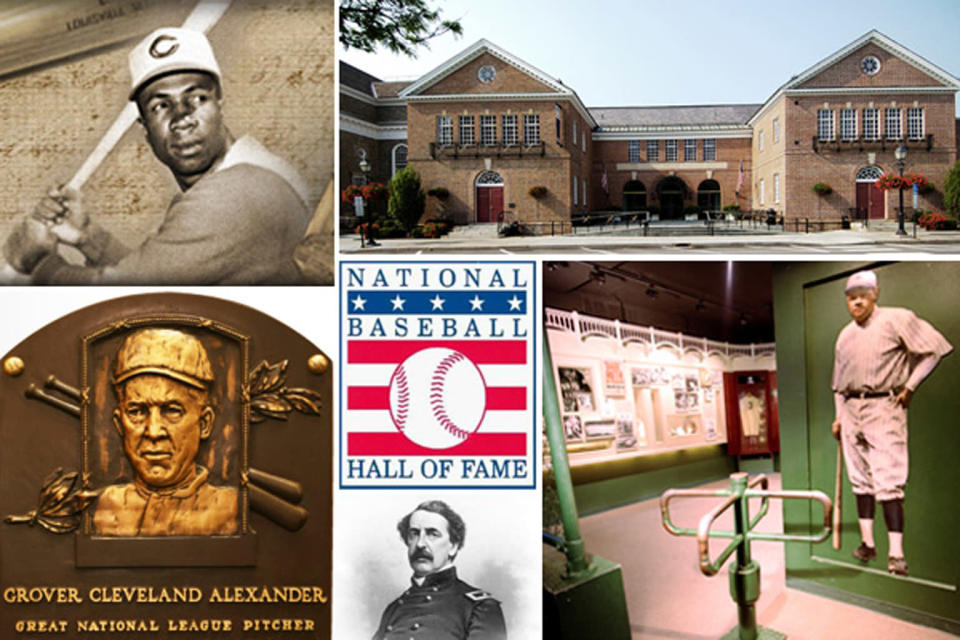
(0, 293, 331, 637)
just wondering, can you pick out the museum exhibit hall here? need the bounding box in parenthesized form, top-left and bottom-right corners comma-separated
(542, 261, 960, 640)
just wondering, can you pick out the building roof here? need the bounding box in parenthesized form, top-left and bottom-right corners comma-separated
(590, 104, 761, 129)
(339, 61, 380, 96)
(372, 81, 412, 98)
(397, 39, 598, 128)
(748, 30, 960, 125)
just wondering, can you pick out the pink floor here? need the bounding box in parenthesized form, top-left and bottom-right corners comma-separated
(578, 474, 955, 640)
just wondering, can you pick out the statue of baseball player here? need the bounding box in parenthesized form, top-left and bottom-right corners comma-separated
(831, 270, 952, 576)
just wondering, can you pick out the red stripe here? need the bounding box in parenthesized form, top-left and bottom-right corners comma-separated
(348, 340, 526, 364)
(348, 432, 527, 456)
(348, 386, 527, 411)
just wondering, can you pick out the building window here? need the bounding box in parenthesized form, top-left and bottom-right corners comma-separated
(647, 140, 659, 161)
(758, 129, 764, 151)
(907, 107, 924, 140)
(391, 143, 408, 177)
(862, 108, 879, 141)
(817, 109, 835, 141)
(523, 114, 541, 146)
(582, 130, 586, 152)
(573, 175, 578, 205)
(840, 109, 857, 141)
(573, 119, 578, 144)
(773, 118, 780, 143)
(885, 107, 901, 140)
(480, 115, 497, 146)
(684, 139, 697, 162)
(773, 173, 780, 204)
(703, 138, 716, 161)
(502, 115, 518, 146)
(628, 140, 643, 162)
(437, 115, 453, 146)
(459, 115, 475, 145)
(665, 140, 677, 162)
(582, 179, 587, 207)
(759, 178, 765, 205)
(555, 105, 563, 144)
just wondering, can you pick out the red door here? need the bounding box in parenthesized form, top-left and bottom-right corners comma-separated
(856, 181, 884, 220)
(476, 186, 503, 222)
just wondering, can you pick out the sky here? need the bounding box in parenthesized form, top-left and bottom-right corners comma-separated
(339, 0, 960, 115)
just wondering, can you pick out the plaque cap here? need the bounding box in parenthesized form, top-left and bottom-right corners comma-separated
(114, 328, 213, 390)
(128, 27, 221, 100)
(844, 270, 878, 293)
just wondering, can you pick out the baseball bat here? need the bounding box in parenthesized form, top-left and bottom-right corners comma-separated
(247, 467, 304, 505)
(247, 483, 309, 532)
(0, 0, 232, 280)
(832, 437, 842, 550)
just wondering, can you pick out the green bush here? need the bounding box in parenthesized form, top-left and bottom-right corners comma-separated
(945, 159, 960, 218)
(377, 217, 407, 238)
(812, 182, 833, 195)
(387, 167, 426, 233)
(722, 203, 741, 211)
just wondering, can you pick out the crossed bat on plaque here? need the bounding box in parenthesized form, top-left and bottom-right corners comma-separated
(4, 315, 325, 565)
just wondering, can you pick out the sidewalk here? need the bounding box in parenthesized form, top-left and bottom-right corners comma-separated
(341, 225, 960, 254)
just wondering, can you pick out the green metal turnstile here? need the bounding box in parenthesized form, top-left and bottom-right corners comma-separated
(542, 333, 630, 640)
(660, 473, 832, 640)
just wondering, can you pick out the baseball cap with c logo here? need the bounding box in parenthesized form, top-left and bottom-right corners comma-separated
(128, 27, 221, 100)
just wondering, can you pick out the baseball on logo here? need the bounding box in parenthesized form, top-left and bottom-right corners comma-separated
(388, 347, 487, 449)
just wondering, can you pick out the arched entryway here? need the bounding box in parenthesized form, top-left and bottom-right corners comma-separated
(656, 176, 688, 219)
(697, 179, 721, 211)
(623, 180, 646, 211)
(475, 171, 504, 223)
(855, 165, 884, 220)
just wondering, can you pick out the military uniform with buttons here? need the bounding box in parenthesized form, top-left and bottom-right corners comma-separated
(373, 566, 506, 640)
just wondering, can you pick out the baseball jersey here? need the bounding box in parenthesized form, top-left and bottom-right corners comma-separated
(93, 466, 238, 536)
(31, 136, 311, 285)
(832, 306, 952, 395)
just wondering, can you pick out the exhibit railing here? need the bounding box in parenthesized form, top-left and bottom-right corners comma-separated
(545, 307, 776, 361)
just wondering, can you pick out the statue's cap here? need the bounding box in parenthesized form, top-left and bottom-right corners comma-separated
(114, 328, 213, 389)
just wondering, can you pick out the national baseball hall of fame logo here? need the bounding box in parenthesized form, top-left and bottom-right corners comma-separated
(340, 261, 536, 488)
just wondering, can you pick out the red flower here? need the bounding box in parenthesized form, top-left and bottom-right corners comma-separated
(342, 185, 363, 202)
(362, 183, 389, 200)
(876, 173, 904, 191)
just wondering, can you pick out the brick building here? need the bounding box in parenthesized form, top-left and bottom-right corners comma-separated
(340, 31, 959, 228)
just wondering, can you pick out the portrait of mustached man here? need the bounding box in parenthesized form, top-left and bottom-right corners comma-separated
(373, 500, 507, 640)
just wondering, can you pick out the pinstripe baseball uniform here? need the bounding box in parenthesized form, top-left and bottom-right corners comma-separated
(832, 306, 952, 500)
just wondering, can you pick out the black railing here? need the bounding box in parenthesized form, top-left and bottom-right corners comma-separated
(812, 133, 934, 154)
(430, 140, 546, 159)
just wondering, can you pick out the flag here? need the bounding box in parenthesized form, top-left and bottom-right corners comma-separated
(601, 163, 609, 194)
(737, 159, 744, 195)
(341, 262, 536, 488)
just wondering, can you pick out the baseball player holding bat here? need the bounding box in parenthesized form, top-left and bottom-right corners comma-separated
(831, 270, 952, 576)
(4, 22, 312, 284)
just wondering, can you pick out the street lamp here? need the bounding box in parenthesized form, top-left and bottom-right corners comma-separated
(894, 143, 907, 236)
(356, 153, 378, 247)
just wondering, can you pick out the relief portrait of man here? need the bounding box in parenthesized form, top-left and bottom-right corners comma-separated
(93, 327, 238, 536)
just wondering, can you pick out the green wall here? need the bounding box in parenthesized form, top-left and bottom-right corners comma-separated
(773, 261, 960, 633)
(567, 445, 736, 515)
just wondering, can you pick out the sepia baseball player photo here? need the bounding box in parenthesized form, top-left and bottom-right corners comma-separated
(0, 0, 333, 285)
(831, 269, 952, 576)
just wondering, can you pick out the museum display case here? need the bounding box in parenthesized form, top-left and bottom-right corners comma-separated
(546, 308, 776, 465)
